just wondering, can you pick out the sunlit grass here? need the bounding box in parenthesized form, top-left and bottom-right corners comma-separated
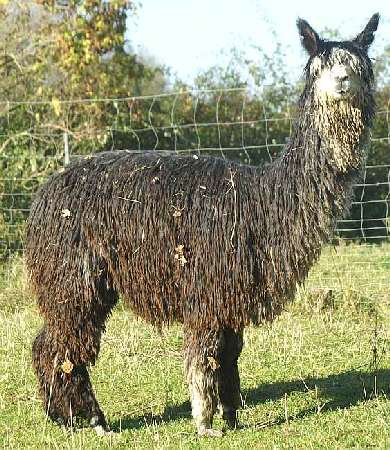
(1, 244, 390, 448)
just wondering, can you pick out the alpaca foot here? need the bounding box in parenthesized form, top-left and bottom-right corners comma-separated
(50, 410, 74, 428)
(197, 426, 224, 437)
(89, 414, 114, 436)
(94, 424, 114, 436)
(223, 421, 243, 432)
(222, 410, 239, 429)
(90, 413, 112, 436)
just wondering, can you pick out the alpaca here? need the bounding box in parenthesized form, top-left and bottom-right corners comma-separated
(26, 14, 379, 436)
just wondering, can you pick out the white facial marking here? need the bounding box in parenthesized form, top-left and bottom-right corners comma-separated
(310, 56, 322, 75)
(317, 64, 348, 98)
(332, 48, 361, 72)
(314, 48, 360, 100)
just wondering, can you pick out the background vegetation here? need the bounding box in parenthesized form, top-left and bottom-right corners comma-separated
(0, 0, 389, 256)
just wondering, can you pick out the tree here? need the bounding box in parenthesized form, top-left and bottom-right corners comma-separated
(0, 0, 161, 253)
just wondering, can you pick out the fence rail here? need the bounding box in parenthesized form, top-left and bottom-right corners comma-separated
(1, 88, 390, 293)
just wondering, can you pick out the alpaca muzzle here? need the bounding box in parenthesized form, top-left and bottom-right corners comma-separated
(336, 75, 351, 95)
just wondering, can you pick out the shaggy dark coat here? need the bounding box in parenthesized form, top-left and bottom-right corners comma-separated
(26, 14, 379, 436)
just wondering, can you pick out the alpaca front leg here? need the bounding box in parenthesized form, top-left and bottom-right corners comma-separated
(184, 328, 223, 437)
(218, 328, 243, 429)
(187, 363, 222, 437)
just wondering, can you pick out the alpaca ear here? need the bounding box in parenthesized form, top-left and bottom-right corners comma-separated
(353, 13, 379, 50)
(297, 18, 321, 56)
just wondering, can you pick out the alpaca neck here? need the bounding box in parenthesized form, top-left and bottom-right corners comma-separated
(293, 93, 369, 170)
(286, 93, 369, 180)
(253, 99, 370, 297)
(264, 96, 370, 246)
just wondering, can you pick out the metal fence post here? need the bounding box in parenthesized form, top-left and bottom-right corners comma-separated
(64, 131, 70, 166)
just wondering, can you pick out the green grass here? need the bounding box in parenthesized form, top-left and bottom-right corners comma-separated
(1, 244, 390, 449)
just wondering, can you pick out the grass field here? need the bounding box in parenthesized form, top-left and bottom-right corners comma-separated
(1, 243, 390, 449)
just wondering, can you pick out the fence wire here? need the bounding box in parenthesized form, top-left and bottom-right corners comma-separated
(1, 88, 390, 295)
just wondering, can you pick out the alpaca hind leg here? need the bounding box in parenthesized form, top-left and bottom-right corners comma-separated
(32, 285, 117, 431)
(218, 329, 243, 429)
(184, 328, 224, 437)
(33, 323, 108, 431)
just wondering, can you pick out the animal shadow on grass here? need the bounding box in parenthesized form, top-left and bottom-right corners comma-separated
(109, 401, 192, 432)
(244, 368, 390, 428)
(109, 369, 390, 432)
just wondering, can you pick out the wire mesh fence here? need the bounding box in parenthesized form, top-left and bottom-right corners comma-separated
(1, 87, 390, 295)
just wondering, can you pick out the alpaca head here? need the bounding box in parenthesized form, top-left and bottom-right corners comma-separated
(297, 14, 379, 171)
(297, 14, 379, 104)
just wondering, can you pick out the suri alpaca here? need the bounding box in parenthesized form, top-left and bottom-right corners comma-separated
(26, 14, 379, 437)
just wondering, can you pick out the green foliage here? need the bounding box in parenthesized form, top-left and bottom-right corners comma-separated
(0, 5, 389, 255)
(0, 0, 159, 256)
